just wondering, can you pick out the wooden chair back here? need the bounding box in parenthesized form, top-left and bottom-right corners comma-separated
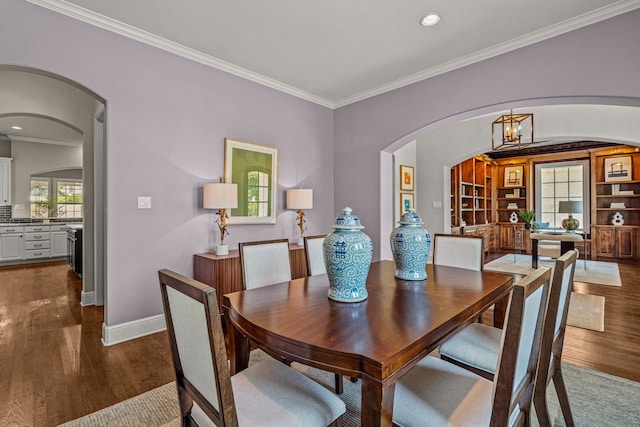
(433, 233, 484, 271)
(304, 234, 327, 276)
(534, 249, 578, 426)
(491, 267, 552, 426)
(158, 269, 237, 426)
(239, 239, 292, 290)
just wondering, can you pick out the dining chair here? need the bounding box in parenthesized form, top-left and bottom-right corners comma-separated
(304, 234, 327, 276)
(534, 250, 578, 427)
(438, 250, 578, 426)
(392, 266, 552, 427)
(239, 239, 292, 290)
(432, 233, 484, 271)
(240, 238, 345, 394)
(158, 269, 346, 427)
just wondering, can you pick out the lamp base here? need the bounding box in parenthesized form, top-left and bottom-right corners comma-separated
(215, 244, 229, 256)
(562, 215, 579, 232)
(297, 237, 304, 247)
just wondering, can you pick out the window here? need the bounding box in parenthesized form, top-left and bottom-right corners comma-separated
(535, 160, 589, 229)
(56, 180, 83, 218)
(30, 177, 83, 219)
(246, 170, 270, 217)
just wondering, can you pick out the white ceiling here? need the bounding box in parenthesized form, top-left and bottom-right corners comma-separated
(28, 0, 640, 108)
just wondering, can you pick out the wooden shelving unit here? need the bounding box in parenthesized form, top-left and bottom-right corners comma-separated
(592, 151, 640, 258)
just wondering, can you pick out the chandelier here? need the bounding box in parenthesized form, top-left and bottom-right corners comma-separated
(491, 110, 534, 150)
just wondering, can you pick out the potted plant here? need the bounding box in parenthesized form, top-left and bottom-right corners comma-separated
(518, 209, 536, 229)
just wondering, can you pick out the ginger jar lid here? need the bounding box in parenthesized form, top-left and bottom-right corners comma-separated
(331, 207, 365, 230)
(398, 209, 424, 225)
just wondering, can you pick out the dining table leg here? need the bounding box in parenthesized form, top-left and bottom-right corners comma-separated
(224, 309, 250, 375)
(360, 374, 395, 427)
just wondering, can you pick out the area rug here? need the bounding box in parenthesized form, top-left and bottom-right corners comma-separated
(567, 292, 605, 332)
(59, 351, 640, 427)
(485, 254, 622, 287)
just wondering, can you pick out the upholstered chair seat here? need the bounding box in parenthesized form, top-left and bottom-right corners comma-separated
(393, 267, 553, 427)
(158, 269, 345, 427)
(438, 250, 579, 426)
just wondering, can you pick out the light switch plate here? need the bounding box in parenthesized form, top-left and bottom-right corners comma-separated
(432, 201, 442, 208)
(137, 196, 152, 209)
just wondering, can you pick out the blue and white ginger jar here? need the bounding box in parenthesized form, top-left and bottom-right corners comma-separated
(390, 209, 431, 280)
(323, 207, 373, 302)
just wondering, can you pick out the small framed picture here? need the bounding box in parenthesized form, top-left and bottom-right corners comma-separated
(400, 192, 414, 216)
(400, 165, 414, 191)
(503, 165, 524, 187)
(604, 156, 633, 182)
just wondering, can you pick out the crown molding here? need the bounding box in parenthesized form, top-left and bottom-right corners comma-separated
(334, 0, 640, 108)
(27, 0, 640, 110)
(25, 0, 335, 108)
(7, 134, 81, 146)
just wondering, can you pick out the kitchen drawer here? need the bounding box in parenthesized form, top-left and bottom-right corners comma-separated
(25, 249, 51, 259)
(25, 225, 50, 233)
(24, 232, 49, 241)
(50, 224, 68, 232)
(0, 225, 24, 234)
(25, 240, 51, 250)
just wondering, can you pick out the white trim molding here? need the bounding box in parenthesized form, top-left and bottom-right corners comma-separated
(101, 314, 166, 346)
(80, 290, 95, 306)
(27, 0, 640, 109)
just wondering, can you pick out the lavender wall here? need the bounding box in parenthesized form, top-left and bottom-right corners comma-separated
(1, 0, 334, 327)
(334, 9, 640, 260)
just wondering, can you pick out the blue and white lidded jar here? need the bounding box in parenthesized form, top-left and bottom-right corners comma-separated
(323, 207, 373, 302)
(390, 209, 431, 280)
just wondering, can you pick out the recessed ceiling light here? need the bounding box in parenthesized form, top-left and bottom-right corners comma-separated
(421, 13, 440, 27)
(11, 125, 23, 130)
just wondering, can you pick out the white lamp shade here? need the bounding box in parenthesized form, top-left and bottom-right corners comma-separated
(558, 200, 582, 214)
(287, 189, 313, 210)
(203, 183, 238, 209)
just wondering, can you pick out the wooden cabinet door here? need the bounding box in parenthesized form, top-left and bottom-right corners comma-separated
(618, 228, 635, 258)
(499, 225, 513, 249)
(595, 228, 616, 257)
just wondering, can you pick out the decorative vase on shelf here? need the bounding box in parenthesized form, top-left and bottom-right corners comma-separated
(612, 212, 624, 226)
(390, 209, 431, 280)
(510, 212, 518, 224)
(323, 207, 373, 303)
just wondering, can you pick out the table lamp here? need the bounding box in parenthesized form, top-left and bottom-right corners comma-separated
(286, 188, 313, 246)
(558, 200, 582, 232)
(203, 181, 238, 255)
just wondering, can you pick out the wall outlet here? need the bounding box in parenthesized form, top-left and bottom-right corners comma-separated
(137, 196, 152, 209)
(432, 201, 442, 208)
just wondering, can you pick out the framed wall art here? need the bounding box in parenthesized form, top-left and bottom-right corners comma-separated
(224, 138, 278, 224)
(400, 192, 414, 216)
(400, 165, 414, 191)
(503, 165, 524, 187)
(604, 156, 632, 182)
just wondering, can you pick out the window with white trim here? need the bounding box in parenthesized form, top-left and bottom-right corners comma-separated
(30, 177, 83, 219)
(534, 160, 589, 229)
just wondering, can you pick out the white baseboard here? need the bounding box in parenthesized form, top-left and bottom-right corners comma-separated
(81, 290, 95, 306)
(101, 314, 167, 346)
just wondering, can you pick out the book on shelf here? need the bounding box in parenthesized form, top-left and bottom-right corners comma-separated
(612, 184, 620, 195)
(610, 202, 626, 209)
(618, 190, 634, 195)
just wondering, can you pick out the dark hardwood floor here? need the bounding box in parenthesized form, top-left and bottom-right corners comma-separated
(1, 254, 638, 426)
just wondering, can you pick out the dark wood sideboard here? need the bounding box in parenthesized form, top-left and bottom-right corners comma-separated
(193, 244, 309, 313)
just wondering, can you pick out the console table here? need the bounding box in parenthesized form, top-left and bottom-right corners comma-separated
(193, 244, 308, 313)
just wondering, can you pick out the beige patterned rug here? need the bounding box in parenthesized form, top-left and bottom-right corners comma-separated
(59, 350, 640, 427)
(485, 254, 621, 286)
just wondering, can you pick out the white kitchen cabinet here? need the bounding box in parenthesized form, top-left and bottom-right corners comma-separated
(0, 157, 11, 206)
(51, 230, 68, 257)
(24, 228, 51, 259)
(0, 225, 24, 262)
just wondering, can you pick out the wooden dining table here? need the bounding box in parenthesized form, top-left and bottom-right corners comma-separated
(223, 260, 513, 427)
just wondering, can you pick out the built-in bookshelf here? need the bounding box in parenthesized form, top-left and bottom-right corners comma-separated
(592, 151, 640, 258)
(496, 162, 529, 225)
(451, 157, 494, 227)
